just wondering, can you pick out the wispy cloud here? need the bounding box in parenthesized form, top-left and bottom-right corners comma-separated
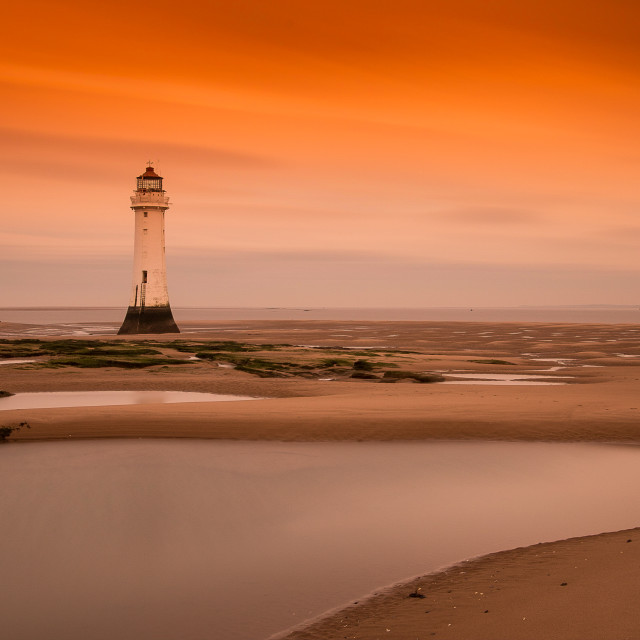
(0, 127, 273, 184)
(433, 206, 544, 226)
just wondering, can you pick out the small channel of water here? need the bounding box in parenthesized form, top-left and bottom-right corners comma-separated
(442, 372, 571, 385)
(1, 440, 640, 640)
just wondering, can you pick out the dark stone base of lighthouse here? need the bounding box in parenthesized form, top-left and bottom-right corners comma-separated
(118, 305, 180, 335)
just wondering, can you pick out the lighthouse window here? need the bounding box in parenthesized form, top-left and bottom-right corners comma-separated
(143, 229, 148, 235)
(143, 212, 148, 218)
(142, 270, 148, 283)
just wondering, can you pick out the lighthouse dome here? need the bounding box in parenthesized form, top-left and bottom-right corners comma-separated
(141, 166, 161, 178)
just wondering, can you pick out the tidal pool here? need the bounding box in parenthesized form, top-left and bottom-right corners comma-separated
(1, 440, 640, 640)
(442, 372, 571, 385)
(0, 390, 257, 410)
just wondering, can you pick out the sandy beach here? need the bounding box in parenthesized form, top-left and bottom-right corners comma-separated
(281, 527, 640, 640)
(2, 319, 640, 639)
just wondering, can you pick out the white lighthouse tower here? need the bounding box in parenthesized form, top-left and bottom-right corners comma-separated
(118, 164, 179, 334)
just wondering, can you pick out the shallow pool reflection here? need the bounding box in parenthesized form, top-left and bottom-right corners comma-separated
(442, 372, 571, 385)
(0, 390, 257, 410)
(1, 440, 640, 640)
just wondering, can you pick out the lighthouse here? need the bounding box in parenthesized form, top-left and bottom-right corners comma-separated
(118, 165, 179, 334)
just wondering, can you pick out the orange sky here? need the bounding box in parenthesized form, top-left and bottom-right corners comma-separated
(2, 0, 640, 307)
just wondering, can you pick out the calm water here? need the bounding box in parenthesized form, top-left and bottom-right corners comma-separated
(0, 391, 257, 410)
(442, 372, 571, 385)
(1, 305, 640, 326)
(2, 440, 640, 640)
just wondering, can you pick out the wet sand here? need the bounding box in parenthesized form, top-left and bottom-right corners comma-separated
(2, 319, 640, 639)
(280, 528, 640, 640)
(2, 319, 639, 442)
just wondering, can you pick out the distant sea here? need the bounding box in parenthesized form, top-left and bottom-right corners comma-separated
(1, 306, 639, 325)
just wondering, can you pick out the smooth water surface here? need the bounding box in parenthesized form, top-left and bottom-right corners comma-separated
(0, 391, 257, 410)
(2, 305, 640, 328)
(442, 372, 572, 386)
(2, 440, 640, 640)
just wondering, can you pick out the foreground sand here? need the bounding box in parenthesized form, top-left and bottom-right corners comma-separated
(2, 319, 640, 639)
(280, 528, 640, 640)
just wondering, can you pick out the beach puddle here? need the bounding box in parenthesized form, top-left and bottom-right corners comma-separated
(523, 356, 573, 364)
(0, 359, 36, 366)
(443, 372, 571, 385)
(0, 390, 257, 410)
